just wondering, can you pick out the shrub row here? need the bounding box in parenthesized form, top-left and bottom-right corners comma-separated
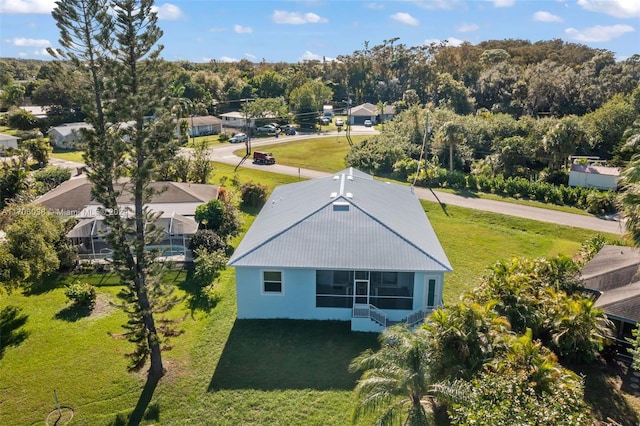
(394, 159, 617, 215)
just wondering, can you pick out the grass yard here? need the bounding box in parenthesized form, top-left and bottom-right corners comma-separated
(50, 147, 86, 163)
(0, 168, 634, 425)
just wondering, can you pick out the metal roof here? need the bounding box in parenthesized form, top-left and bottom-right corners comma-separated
(228, 168, 451, 272)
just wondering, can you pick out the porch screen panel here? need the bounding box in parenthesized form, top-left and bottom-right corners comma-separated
(316, 270, 354, 308)
(369, 272, 414, 310)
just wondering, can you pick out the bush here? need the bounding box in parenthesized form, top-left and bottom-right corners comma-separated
(585, 190, 617, 215)
(64, 282, 97, 307)
(240, 181, 269, 208)
(33, 166, 71, 191)
(188, 229, 227, 255)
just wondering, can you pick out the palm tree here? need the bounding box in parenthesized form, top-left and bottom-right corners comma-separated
(349, 324, 435, 426)
(618, 154, 640, 246)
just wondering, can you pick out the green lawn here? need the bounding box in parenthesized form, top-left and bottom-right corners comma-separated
(0, 168, 632, 425)
(50, 147, 85, 163)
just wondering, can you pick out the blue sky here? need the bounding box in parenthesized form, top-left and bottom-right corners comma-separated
(1, 0, 638, 63)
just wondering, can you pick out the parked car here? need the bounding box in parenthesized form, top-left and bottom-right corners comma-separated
(363, 119, 372, 127)
(257, 124, 277, 134)
(281, 124, 296, 135)
(318, 116, 330, 125)
(229, 133, 248, 143)
(335, 118, 344, 127)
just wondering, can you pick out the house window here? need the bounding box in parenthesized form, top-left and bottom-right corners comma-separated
(263, 271, 283, 294)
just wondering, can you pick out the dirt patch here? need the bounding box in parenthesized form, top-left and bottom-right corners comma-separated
(89, 292, 116, 319)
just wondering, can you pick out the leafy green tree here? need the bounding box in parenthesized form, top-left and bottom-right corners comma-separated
(0, 159, 29, 208)
(1, 83, 25, 108)
(349, 324, 437, 426)
(288, 79, 332, 129)
(433, 121, 467, 172)
(0, 205, 63, 290)
(195, 199, 241, 239)
(20, 138, 51, 168)
(6, 109, 39, 130)
(50, 0, 179, 378)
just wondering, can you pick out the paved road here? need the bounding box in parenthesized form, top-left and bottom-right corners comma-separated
(47, 128, 624, 236)
(199, 131, 625, 236)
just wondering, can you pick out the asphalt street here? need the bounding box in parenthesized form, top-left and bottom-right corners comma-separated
(47, 127, 624, 236)
(200, 129, 624, 236)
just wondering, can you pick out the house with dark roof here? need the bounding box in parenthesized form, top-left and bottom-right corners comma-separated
(36, 175, 219, 260)
(228, 168, 452, 332)
(581, 245, 640, 343)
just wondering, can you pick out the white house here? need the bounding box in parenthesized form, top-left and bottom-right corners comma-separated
(0, 133, 19, 150)
(48, 122, 92, 149)
(219, 111, 254, 130)
(185, 115, 223, 137)
(228, 167, 452, 332)
(568, 163, 620, 191)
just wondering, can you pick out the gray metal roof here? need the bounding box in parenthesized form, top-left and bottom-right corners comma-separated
(228, 168, 451, 272)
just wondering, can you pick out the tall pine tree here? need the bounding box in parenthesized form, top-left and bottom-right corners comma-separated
(50, 0, 179, 378)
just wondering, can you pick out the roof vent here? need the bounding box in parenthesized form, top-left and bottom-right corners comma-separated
(330, 192, 338, 198)
(333, 201, 350, 211)
(333, 175, 340, 180)
(347, 175, 354, 181)
(346, 192, 353, 198)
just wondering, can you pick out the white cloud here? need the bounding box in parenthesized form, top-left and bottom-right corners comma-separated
(245, 53, 257, 60)
(456, 23, 479, 33)
(365, 2, 384, 9)
(272, 10, 327, 25)
(152, 3, 184, 20)
(565, 24, 635, 42)
(533, 11, 563, 22)
(10, 37, 50, 47)
(424, 37, 465, 47)
(300, 50, 321, 61)
(391, 12, 419, 26)
(220, 56, 238, 63)
(234, 25, 253, 34)
(577, 0, 640, 18)
(493, 0, 515, 7)
(413, 0, 459, 11)
(0, 0, 55, 14)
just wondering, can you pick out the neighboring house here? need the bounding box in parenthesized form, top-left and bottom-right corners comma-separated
(0, 133, 19, 150)
(185, 115, 223, 137)
(347, 102, 396, 126)
(35, 175, 219, 261)
(48, 122, 92, 149)
(378, 104, 395, 123)
(228, 167, 452, 332)
(19, 105, 48, 119)
(349, 103, 378, 125)
(219, 111, 255, 130)
(568, 163, 620, 191)
(581, 245, 640, 344)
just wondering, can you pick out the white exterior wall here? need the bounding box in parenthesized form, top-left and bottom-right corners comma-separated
(0, 138, 18, 149)
(568, 171, 618, 191)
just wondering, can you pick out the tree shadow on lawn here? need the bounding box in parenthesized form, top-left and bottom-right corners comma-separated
(0, 305, 29, 359)
(208, 319, 379, 391)
(177, 266, 220, 316)
(110, 375, 160, 426)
